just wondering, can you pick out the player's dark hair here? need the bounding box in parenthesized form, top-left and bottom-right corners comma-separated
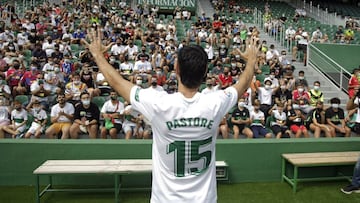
(177, 45, 208, 89)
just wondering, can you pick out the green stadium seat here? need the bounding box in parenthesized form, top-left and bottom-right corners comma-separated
(14, 95, 29, 106)
(92, 96, 106, 110)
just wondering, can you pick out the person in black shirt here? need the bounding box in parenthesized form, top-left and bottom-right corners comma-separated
(325, 97, 351, 137)
(306, 101, 334, 138)
(231, 98, 253, 138)
(274, 80, 292, 106)
(287, 103, 309, 138)
(69, 91, 100, 139)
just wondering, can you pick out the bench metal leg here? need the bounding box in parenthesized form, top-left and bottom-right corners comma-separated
(48, 175, 53, 189)
(293, 166, 298, 193)
(115, 175, 121, 203)
(281, 158, 285, 183)
(35, 175, 40, 203)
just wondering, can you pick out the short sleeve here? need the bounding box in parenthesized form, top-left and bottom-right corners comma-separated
(130, 86, 158, 122)
(212, 87, 238, 117)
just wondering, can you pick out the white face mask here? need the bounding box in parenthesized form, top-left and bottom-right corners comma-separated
(298, 76, 304, 80)
(265, 85, 271, 90)
(269, 75, 275, 79)
(136, 80, 142, 85)
(280, 85, 286, 90)
(314, 86, 320, 91)
(331, 104, 339, 108)
(82, 99, 90, 106)
(298, 88, 304, 92)
(238, 102, 246, 108)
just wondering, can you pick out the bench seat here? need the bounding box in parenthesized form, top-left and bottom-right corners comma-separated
(281, 151, 360, 193)
(34, 159, 228, 203)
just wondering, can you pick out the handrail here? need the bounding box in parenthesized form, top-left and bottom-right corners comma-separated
(309, 43, 351, 76)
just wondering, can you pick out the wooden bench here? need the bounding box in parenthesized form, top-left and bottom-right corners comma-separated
(33, 159, 229, 203)
(281, 151, 360, 193)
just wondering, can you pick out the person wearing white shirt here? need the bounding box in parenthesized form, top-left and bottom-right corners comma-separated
(100, 90, 125, 139)
(202, 77, 219, 94)
(198, 28, 208, 43)
(22, 20, 35, 31)
(265, 44, 280, 62)
(204, 43, 214, 60)
(45, 93, 75, 139)
(110, 39, 126, 56)
(125, 42, 138, 60)
(285, 26, 296, 40)
(16, 30, 28, 47)
(42, 38, 56, 57)
(133, 54, 152, 84)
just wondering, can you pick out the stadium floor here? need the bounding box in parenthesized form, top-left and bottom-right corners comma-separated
(1, 181, 359, 202)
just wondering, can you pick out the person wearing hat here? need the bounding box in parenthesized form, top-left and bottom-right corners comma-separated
(24, 99, 47, 138)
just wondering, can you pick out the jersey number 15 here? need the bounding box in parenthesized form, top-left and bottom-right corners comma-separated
(167, 137, 212, 177)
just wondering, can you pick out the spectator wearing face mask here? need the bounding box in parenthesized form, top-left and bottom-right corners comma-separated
(0, 76, 11, 100)
(287, 102, 309, 138)
(42, 37, 56, 57)
(30, 72, 51, 110)
(133, 54, 152, 86)
(70, 91, 100, 139)
(265, 70, 280, 89)
(100, 90, 125, 139)
(218, 66, 233, 90)
(1, 100, 28, 138)
(24, 99, 47, 139)
(148, 76, 164, 92)
(294, 70, 309, 91)
(202, 77, 219, 94)
(255, 79, 276, 119)
(249, 99, 272, 138)
(292, 83, 312, 113)
(65, 73, 88, 105)
(326, 97, 351, 137)
(231, 98, 253, 139)
(309, 81, 324, 107)
(20, 61, 39, 92)
(6, 60, 26, 97)
(305, 101, 335, 138)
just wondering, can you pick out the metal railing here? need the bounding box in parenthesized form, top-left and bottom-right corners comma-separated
(254, 8, 351, 94)
(290, 0, 345, 26)
(308, 43, 351, 93)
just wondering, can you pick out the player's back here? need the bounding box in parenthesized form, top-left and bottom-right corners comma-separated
(130, 86, 238, 203)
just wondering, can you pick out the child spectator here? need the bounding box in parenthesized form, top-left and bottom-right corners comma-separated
(1, 100, 28, 138)
(268, 103, 291, 138)
(287, 103, 309, 138)
(24, 99, 47, 139)
(249, 100, 272, 138)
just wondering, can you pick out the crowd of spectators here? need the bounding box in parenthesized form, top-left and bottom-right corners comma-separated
(0, 0, 358, 139)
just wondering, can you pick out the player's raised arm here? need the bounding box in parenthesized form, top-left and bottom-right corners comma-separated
(82, 28, 134, 103)
(232, 37, 260, 99)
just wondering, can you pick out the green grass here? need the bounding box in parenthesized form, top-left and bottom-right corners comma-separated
(1, 181, 359, 203)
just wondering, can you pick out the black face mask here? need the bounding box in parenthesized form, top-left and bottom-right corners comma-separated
(151, 81, 157, 86)
(110, 96, 117, 100)
(13, 64, 20, 69)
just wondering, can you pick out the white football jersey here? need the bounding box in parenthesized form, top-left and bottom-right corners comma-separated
(130, 86, 238, 203)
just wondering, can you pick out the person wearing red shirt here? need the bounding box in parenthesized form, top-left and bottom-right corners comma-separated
(218, 66, 233, 89)
(292, 83, 313, 113)
(348, 68, 360, 99)
(212, 20, 222, 33)
(5, 60, 26, 97)
(20, 62, 39, 92)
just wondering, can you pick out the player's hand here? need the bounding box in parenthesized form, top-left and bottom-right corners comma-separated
(82, 27, 113, 58)
(234, 37, 261, 62)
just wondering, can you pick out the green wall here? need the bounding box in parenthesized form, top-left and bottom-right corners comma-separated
(0, 138, 359, 186)
(312, 43, 360, 72)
